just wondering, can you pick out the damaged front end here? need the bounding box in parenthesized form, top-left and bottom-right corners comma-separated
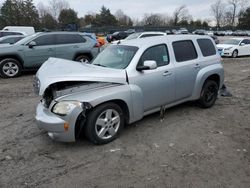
(35, 80, 122, 142)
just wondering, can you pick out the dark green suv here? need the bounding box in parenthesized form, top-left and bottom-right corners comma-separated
(0, 32, 99, 78)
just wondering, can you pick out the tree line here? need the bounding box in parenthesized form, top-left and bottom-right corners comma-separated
(0, 0, 249, 31)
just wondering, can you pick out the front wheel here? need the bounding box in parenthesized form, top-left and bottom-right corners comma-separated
(0, 58, 22, 78)
(85, 103, 124, 145)
(75, 55, 90, 64)
(198, 80, 219, 108)
(232, 50, 238, 58)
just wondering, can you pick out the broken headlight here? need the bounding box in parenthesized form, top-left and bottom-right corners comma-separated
(52, 101, 82, 116)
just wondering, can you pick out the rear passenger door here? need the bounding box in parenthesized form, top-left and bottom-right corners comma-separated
(55, 34, 87, 60)
(172, 40, 199, 100)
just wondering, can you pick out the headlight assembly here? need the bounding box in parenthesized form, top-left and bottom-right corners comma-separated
(52, 101, 82, 116)
(224, 47, 232, 50)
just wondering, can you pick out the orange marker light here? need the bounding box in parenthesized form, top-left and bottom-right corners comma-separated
(64, 123, 69, 131)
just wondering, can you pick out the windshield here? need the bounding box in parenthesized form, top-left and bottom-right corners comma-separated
(125, 33, 141, 40)
(92, 45, 138, 69)
(15, 33, 39, 45)
(221, 39, 241, 45)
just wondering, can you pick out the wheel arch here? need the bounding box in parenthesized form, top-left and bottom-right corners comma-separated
(73, 52, 93, 61)
(0, 54, 24, 68)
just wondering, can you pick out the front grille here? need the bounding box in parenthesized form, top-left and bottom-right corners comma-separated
(43, 88, 53, 108)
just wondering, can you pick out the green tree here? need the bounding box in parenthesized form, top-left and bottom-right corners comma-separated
(0, 0, 39, 28)
(22, 0, 40, 28)
(238, 7, 250, 29)
(58, 8, 79, 28)
(41, 13, 57, 30)
(94, 6, 117, 26)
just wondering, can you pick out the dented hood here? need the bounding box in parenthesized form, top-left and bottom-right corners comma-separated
(36, 58, 127, 95)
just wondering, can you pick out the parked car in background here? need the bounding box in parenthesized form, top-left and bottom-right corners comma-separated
(0, 35, 25, 45)
(34, 35, 224, 144)
(216, 38, 250, 57)
(225, 30, 233, 35)
(214, 31, 225, 36)
(172, 29, 181, 34)
(233, 30, 248, 36)
(165, 30, 172, 35)
(206, 30, 214, 36)
(0, 31, 25, 38)
(193, 29, 206, 35)
(2, 26, 35, 35)
(210, 35, 219, 44)
(179, 28, 189, 34)
(112, 31, 167, 44)
(0, 32, 99, 78)
(106, 31, 129, 42)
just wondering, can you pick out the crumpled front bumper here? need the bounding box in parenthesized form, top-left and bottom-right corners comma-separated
(35, 102, 83, 142)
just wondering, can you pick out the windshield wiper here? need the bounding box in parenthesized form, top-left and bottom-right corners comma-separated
(93, 64, 106, 67)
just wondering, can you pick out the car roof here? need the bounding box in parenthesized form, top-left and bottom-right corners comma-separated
(120, 34, 213, 48)
(0, 35, 25, 39)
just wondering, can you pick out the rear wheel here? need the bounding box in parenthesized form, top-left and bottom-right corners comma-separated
(0, 58, 22, 78)
(85, 102, 124, 145)
(198, 80, 219, 108)
(232, 50, 238, 58)
(75, 55, 90, 63)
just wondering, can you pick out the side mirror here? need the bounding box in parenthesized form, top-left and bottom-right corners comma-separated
(28, 41, 36, 48)
(240, 43, 245, 46)
(136, 60, 157, 71)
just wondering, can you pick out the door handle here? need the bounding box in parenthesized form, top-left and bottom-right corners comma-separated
(73, 45, 79, 48)
(194, 64, 200, 69)
(163, 71, 172, 76)
(48, 48, 54, 51)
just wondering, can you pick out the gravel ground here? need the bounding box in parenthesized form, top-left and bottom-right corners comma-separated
(0, 57, 250, 188)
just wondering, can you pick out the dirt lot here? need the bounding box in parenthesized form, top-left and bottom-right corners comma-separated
(0, 57, 250, 188)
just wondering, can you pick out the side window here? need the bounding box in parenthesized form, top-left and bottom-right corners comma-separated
(33, 35, 56, 46)
(242, 39, 250, 45)
(138, 44, 169, 67)
(140, 34, 164, 38)
(197, 38, 216, 57)
(56, 34, 86, 45)
(172, 40, 198, 62)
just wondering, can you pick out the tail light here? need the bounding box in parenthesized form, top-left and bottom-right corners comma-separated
(94, 43, 100, 48)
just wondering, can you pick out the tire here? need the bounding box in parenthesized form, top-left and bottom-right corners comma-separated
(75, 55, 90, 64)
(0, 58, 22, 78)
(232, 50, 238, 58)
(85, 102, 124, 145)
(198, 80, 219, 108)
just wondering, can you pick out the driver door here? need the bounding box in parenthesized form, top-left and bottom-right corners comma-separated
(22, 34, 56, 68)
(129, 44, 175, 112)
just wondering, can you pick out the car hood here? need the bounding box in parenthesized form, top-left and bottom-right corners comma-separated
(36, 58, 127, 95)
(0, 43, 12, 48)
(216, 44, 236, 49)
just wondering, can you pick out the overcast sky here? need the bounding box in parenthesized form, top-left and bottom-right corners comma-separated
(1, 0, 249, 21)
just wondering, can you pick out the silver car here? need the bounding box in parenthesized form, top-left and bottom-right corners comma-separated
(34, 35, 224, 144)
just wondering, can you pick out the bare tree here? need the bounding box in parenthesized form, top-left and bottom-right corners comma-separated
(211, 0, 225, 27)
(172, 5, 191, 26)
(115, 9, 133, 26)
(228, 0, 246, 26)
(37, 2, 49, 17)
(48, 0, 69, 20)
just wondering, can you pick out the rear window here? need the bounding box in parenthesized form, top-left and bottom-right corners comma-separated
(197, 39, 216, 57)
(172, 40, 198, 62)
